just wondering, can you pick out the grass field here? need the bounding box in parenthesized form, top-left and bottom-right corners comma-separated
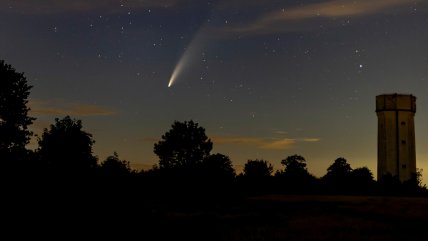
(5, 191, 428, 240)
(132, 195, 428, 241)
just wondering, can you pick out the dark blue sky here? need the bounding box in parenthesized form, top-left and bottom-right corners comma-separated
(1, 0, 428, 181)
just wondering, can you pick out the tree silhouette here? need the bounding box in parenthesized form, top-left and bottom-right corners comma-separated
(99, 152, 131, 177)
(324, 157, 352, 180)
(349, 167, 375, 194)
(377, 173, 402, 195)
(0, 60, 35, 162)
(322, 157, 353, 193)
(415, 168, 425, 189)
(154, 120, 212, 170)
(277, 155, 317, 192)
(243, 159, 273, 178)
(350, 167, 374, 183)
(280, 154, 309, 176)
(377, 169, 427, 195)
(400, 169, 428, 195)
(240, 159, 274, 194)
(37, 116, 97, 175)
(201, 153, 236, 180)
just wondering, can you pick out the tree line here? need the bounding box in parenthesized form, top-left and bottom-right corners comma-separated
(0, 59, 426, 196)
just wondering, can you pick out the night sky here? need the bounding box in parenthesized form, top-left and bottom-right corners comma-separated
(1, 0, 428, 181)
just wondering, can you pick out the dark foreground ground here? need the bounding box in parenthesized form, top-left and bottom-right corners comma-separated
(4, 186, 428, 240)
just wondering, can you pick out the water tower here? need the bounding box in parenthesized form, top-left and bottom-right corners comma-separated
(376, 94, 416, 182)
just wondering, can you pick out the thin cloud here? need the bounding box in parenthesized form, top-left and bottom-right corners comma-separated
(231, 0, 418, 34)
(213, 136, 296, 150)
(29, 99, 116, 117)
(260, 138, 296, 150)
(302, 138, 321, 142)
(213, 135, 321, 150)
(273, 130, 288, 135)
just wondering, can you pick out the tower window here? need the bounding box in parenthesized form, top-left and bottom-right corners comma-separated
(402, 164, 407, 169)
(401, 140, 407, 144)
(401, 121, 406, 125)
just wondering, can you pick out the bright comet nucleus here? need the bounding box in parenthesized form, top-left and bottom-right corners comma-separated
(168, 57, 186, 88)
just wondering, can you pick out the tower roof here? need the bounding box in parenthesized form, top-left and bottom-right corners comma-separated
(376, 94, 416, 113)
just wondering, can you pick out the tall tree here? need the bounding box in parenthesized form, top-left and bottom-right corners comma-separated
(277, 154, 317, 192)
(322, 157, 353, 192)
(202, 153, 236, 180)
(350, 167, 374, 183)
(241, 159, 274, 194)
(280, 154, 309, 176)
(154, 120, 212, 169)
(324, 157, 352, 180)
(0, 60, 35, 160)
(349, 166, 375, 193)
(243, 159, 273, 178)
(99, 152, 131, 177)
(37, 116, 97, 175)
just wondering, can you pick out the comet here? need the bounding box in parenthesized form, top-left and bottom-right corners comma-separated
(168, 45, 192, 88)
(166, 2, 224, 88)
(167, 25, 212, 88)
(167, 61, 181, 87)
